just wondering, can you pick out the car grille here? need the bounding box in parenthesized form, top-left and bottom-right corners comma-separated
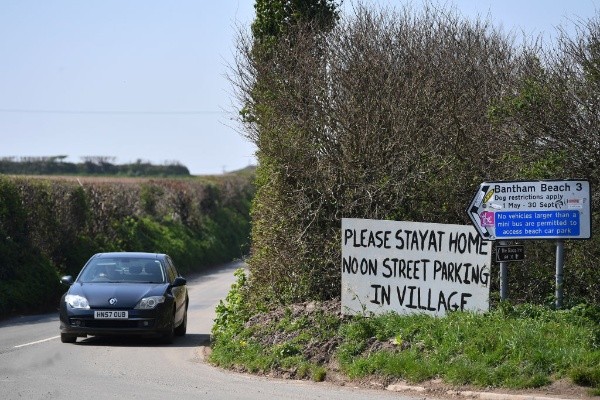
(70, 318, 155, 329)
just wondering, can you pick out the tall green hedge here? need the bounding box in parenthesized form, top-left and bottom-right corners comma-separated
(0, 172, 254, 316)
(236, 4, 600, 308)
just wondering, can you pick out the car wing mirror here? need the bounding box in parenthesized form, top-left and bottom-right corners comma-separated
(60, 275, 74, 286)
(172, 277, 186, 287)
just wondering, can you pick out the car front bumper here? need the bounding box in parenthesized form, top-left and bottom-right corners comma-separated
(59, 304, 172, 338)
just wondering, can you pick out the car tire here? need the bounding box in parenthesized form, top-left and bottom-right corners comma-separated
(61, 333, 77, 343)
(162, 313, 175, 344)
(174, 307, 187, 337)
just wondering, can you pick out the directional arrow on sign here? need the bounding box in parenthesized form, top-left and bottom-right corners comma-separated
(467, 183, 492, 239)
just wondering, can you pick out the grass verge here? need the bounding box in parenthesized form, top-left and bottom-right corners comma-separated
(210, 270, 600, 393)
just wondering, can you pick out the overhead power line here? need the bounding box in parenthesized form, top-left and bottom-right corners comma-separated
(0, 108, 226, 115)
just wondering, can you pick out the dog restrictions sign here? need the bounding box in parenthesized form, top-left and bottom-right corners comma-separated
(467, 180, 591, 241)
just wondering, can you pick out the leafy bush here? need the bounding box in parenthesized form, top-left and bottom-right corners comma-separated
(0, 172, 254, 317)
(212, 268, 252, 337)
(0, 251, 62, 315)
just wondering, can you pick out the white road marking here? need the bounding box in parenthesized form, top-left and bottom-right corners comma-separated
(14, 336, 60, 348)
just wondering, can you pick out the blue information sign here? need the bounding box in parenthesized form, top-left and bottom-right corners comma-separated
(467, 180, 591, 240)
(494, 211, 580, 238)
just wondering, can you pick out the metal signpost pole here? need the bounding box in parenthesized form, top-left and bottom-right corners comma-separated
(498, 240, 508, 301)
(555, 240, 564, 309)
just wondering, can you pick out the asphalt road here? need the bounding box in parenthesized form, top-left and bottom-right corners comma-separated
(0, 261, 422, 400)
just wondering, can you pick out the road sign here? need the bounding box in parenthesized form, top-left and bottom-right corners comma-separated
(467, 180, 591, 240)
(496, 245, 525, 262)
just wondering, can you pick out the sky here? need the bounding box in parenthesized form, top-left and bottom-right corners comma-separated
(1, 1, 598, 175)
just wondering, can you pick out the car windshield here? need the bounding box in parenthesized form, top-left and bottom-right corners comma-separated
(78, 258, 166, 284)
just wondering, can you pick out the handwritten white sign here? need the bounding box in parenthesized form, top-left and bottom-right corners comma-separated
(341, 218, 492, 316)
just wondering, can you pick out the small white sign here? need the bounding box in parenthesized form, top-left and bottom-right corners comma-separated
(341, 218, 492, 316)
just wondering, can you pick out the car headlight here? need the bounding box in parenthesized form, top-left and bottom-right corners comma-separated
(135, 296, 165, 310)
(65, 294, 90, 309)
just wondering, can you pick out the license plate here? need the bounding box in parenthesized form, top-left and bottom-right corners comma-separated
(94, 310, 128, 319)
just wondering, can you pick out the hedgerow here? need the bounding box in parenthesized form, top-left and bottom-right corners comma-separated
(233, 3, 600, 308)
(0, 172, 254, 316)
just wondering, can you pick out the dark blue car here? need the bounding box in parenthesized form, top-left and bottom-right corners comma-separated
(59, 252, 188, 344)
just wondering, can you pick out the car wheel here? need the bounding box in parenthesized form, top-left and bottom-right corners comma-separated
(162, 313, 175, 344)
(174, 307, 187, 337)
(60, 333, 77, 344)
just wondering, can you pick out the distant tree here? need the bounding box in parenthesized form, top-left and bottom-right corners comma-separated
(252, 0, 340, 50)
(0, 156, 190, 177)
(80, 156, 116, 165)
